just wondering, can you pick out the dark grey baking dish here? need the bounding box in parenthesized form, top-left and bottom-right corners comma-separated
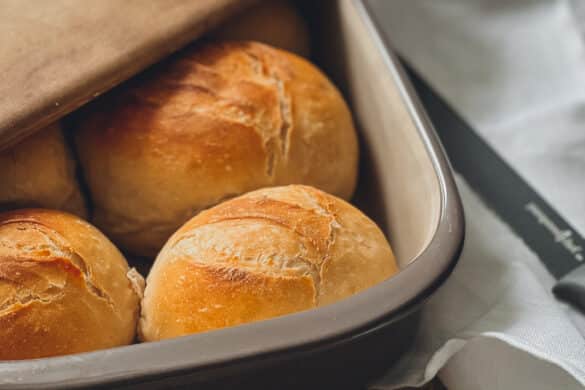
(0, 1, 464, 388)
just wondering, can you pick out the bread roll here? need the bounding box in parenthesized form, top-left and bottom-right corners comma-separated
(0, 123, 87, 218)
(139, 185, 397, 341)
(212, 0, 310, 57)
(0, 209, 144, 360)
(75, 41, 358, 257)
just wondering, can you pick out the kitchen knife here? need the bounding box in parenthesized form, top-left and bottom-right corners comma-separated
(402, 63, 585, 312)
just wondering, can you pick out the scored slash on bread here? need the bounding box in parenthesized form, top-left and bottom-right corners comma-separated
(74, 41, 358, 257)
(0, 209, 143, 360)
(139, 185, 397, 340)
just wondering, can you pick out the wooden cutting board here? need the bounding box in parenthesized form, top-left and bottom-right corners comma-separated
(0, 0, 255, 151)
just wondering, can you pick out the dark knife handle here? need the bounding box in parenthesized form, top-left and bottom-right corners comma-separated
(553, 266, 585, 313)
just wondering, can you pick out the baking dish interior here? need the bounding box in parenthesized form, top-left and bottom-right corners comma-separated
(0, 2, 459, 389)
(306, 1, 441, 267)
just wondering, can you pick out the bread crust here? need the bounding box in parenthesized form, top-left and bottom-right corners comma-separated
(0, 209, 143, 360)
(0, 123, 87, 218)
(139, 185, 397, 341)
(212, 0, 311, 57)
(75, 41, 358, 257)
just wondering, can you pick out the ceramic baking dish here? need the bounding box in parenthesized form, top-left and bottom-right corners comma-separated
(0, 1, 463, 388)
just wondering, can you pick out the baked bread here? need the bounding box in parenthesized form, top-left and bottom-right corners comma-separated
(0, 123, 87, 218)
(75, 41, 358, 257)
(0, 209, 144, 360)
(139, 185, 397, 341)
(212, 0, 310, 57)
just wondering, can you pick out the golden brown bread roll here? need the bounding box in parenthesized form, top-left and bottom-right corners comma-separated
(139, 185, 397, 341)
(0, 209, 144, 360)
(212, 0, 310, 57)
(0, 123, 87, 218)
(75, 41, 358, 257)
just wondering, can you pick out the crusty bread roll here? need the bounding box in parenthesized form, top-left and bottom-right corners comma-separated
(75, 41, 358, 257)
(0, 209, 144, 360)
(139, 185, 397, 341)
(212, 0, 310, 57)
(0, 123, 87, 218)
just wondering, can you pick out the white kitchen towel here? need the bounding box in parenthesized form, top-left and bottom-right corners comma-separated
(371, 176, 585, 389)
(376, 0, 585, 234)
(367, 0, 585, 388)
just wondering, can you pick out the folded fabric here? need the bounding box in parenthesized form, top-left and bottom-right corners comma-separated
(370, 176, 585, 389)
(367, 0, 585, 388)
